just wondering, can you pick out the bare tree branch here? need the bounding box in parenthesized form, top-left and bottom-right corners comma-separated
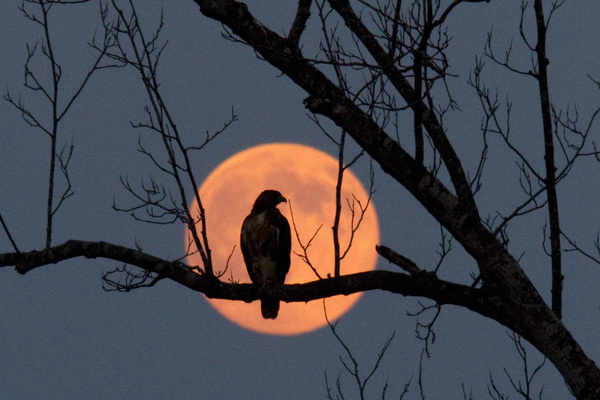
(288, 0, 312, 47)
(101, 0, 237, 277)
(0, 239, 488, 311)
(6, 0, 113, 249)
(324, 303, 398, 400)
(0, 213, 20, 253)
(532, 0, 563, 319)
(288, 200, 324, 280)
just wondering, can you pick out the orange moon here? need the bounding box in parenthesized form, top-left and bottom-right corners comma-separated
(185, 143, 379, 335)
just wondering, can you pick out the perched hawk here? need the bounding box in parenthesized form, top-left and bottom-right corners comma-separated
(241, 190, 291, 319)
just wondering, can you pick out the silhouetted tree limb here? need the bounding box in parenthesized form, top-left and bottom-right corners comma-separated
(98, 0, 237, 277)
(288, 0, 312, 47)
(0, 240, 485, 310)
(0, 213, 20, 254)
(324, 304, 400, 399)
(532, 0, 563, 320)
(4, 0, 114, 249)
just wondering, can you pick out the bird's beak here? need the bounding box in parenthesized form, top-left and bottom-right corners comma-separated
(280, 195, 287, 203)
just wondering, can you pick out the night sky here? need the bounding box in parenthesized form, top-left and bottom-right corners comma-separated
(2, 1, 600, 399)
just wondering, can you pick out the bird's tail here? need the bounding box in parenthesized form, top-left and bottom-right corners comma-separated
(261, 298, 279, 319)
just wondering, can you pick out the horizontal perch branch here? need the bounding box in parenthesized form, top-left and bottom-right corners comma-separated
(0, 239, 488, 311)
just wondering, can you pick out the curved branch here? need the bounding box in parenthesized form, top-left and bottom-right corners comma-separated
(0, 240, 486, 311)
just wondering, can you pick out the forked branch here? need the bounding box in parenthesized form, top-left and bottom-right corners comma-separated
(5, 0, 114, 248)
(102, 0, 236, 276)
(0, 239, 487, 312)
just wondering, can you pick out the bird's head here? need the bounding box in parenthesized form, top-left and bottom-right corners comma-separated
(251, 190, 287, 213)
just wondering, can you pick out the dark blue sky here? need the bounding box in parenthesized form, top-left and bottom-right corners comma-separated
(1, 1, 600, 398)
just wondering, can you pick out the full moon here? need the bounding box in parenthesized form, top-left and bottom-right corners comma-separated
(185, 143, 379, 335)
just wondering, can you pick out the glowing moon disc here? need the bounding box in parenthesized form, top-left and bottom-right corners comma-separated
(185, 143, 379, 335)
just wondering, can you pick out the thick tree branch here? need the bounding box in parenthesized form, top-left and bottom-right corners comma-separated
(288, 0, 312, 47)
(0, 240, 484, 311)
(376, 245, 422, 275)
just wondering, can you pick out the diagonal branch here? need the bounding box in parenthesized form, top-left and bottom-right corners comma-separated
(194, 0, 483, 266)
(376, 245, 422, 275)
(0, 213, 20, 253)
(288, 0, 312, 47)
(326, 0, 477, 213)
